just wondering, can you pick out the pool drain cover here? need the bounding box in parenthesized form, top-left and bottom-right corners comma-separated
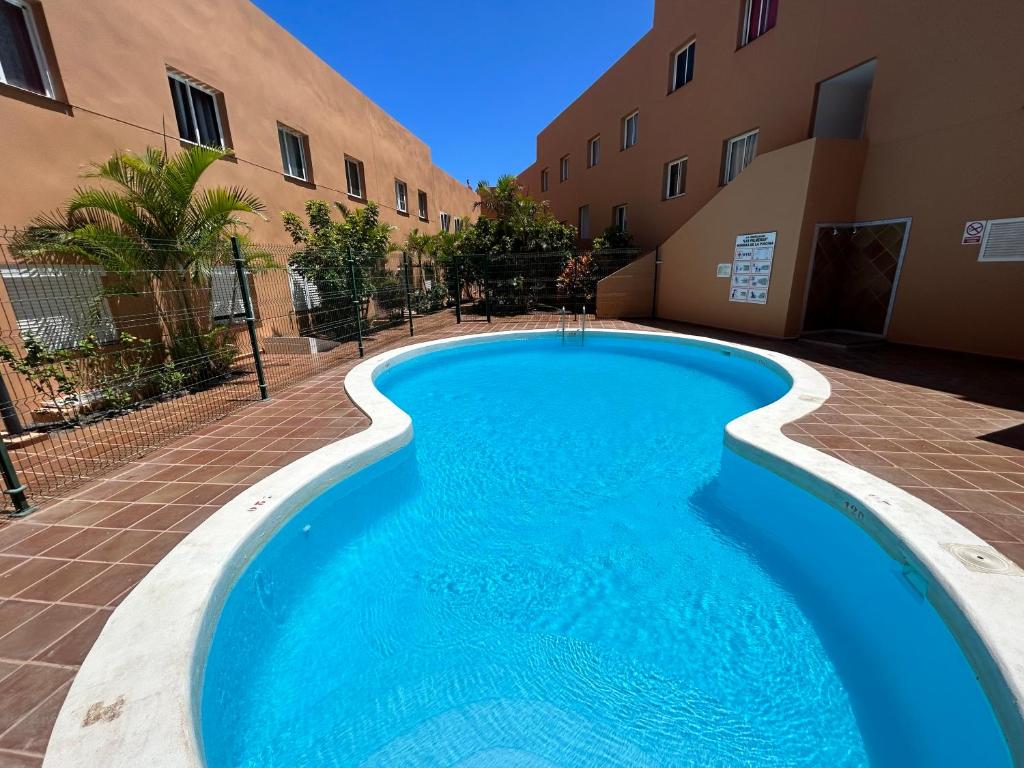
(945, 544, 1015, 575)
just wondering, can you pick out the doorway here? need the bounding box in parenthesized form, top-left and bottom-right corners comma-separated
(801, 219, 910, 338)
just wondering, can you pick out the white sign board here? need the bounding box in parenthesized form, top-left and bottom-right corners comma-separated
(962, 220, 986, 245)
(716, 263, 732, 278)
(729, 232, 776, 304)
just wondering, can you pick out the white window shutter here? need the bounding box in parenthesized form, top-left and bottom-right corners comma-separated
(1, 266, 116, 349)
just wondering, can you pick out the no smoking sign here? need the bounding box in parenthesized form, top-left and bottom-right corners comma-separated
(961, 220, 986, 245)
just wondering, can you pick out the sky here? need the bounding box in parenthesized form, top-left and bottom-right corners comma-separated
(250, 0, 655, 186)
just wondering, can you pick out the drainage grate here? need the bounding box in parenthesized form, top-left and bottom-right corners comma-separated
(944, 544, 1017, 575)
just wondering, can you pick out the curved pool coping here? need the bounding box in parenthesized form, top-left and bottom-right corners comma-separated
(42, 329, 1024, 767)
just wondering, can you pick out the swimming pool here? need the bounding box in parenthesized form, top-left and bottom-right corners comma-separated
(43, 330, 1024, 768)
(198, 334, 1008, 767)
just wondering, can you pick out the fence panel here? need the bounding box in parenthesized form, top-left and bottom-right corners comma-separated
(0, 232, 644, 511)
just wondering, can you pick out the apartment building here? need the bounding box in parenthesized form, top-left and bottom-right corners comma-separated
(0, 0, 477, 243)
(519, 0, 1024, 360)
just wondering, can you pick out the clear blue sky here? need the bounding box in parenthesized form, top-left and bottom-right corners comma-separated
(250, 0, 654, 186)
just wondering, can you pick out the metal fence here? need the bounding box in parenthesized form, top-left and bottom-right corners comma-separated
(0, 229, 640, 512)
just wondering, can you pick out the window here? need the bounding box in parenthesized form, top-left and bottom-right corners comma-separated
(395, 179, 408, 213)
(587, 136, 600, 168)
(740, 0, 779, 47)
(578, 205, 590, 240)
(979, 218, 1024, 262)
(277, 124, 308, 181)
(541, 168, 549, 192)
(622, 111, 639, 149)
(211, 266, 246, 323)
(0, 265, 115, 350)
(0, 0, 52, 96)
(722, 129, 758, 184)
(670, 41, 696, 92)
(345, 156, 364, 198)
(439, 211, 451, 232)
(559, 155, 569, 182)
(664, 157, 688, 199)
(613, 204, 628, 233)
(454, 217, 463, 233)
(417, 190, 428, 220)
(288, 267, 322, 313)
(168, 71, 225, 148)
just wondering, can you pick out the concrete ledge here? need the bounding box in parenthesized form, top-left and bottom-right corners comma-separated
(43, 329, 1024, 767)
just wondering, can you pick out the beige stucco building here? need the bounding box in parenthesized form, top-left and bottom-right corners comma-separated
(0, 0, 477, 245)
(519, 0, 1024, 360)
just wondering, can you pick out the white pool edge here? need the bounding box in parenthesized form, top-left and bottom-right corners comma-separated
(42, 328, 1024, 767)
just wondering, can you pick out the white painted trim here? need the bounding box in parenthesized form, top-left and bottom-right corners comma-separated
(277, 123, 308, 182)
(167, 70, 226, 150)
(670, 39, 695, 93)
(0, 0, 54, 97)
(43, 329, 1024, 768)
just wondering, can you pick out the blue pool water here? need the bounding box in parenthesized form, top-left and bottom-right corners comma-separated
(202, 335, 1011, 767)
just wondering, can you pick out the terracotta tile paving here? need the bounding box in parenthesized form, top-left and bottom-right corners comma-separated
(0, 317, 1021, 764)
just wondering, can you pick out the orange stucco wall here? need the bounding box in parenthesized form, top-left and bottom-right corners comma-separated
(656, 139, 865, 337)
(518, 0, 1024, 359)
(0, 0, 478, 245)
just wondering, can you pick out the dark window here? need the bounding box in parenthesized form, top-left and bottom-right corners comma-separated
(0, 0, 48, 95)
(169, 73, 225, 148)
(418, 190, 428, 220)
(541, 168, 549, 192)
(671, 42, 696, 92)
(740, 0, 778, 47)
(278, 125, 308, 180)
(665, 158, 687, 199)
(345, 157, 364, 198)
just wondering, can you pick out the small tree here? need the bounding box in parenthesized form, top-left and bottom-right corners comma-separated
(283, 200, 396, 333)
(557, 252, 598, 314)
(12, 146, 269, 385)
(592, 225, 635, 251)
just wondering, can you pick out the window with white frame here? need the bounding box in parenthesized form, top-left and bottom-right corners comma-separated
(0, 0, 53, 96)
(541, 168, 549, 192)
(288, 267, 322, 313)
(0, 265, 116, 350)
(664, 157, 688, 199)
(978, 217, 1024, 262)
(439, 211, 451, 232)
(722, 129, 758, 184)
(587, 136, 600, 168)
(622, 111, 639, 149)
(559, 155, 569, 182)
(168, 71, 225, 148)
(578, 204, 590, 240)
(613, 204, 628, 233)
(210, 266, 246, 323)
(277, 124, 308, 181)
(740, 0, 779, 47)
(454, 217, 463, 233)
(670, 41, 696, 92)
(345, 156, 364, 198)
(395, 179, 408, 213)
(417, 190, 428, 220)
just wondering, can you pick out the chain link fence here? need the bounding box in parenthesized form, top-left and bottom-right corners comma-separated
(0, 228, 641, 511)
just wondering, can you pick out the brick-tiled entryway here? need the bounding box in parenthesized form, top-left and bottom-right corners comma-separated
(0, 318, 1021, 766)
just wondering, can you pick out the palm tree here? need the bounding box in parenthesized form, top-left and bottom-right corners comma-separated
(12, 145, 268, 379)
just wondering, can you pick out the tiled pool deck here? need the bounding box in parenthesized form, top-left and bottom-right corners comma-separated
(0, 318, 1022, 766)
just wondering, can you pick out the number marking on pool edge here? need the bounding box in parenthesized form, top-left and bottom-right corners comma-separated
(843, 500, 865, 522)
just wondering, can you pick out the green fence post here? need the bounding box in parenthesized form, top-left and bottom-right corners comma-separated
(484, 255, 492, 324)
(403, 252, 415, 337)
(454, 258, 462, 324)
(231, 237, 269, 401)
(348, 249, 365, 358)
(0, 439, 34, 517)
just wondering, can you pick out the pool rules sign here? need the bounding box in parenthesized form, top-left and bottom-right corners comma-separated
(729, 231, 776, 304)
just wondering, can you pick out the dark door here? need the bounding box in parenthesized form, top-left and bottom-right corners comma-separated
(802, 221, 908, 336)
